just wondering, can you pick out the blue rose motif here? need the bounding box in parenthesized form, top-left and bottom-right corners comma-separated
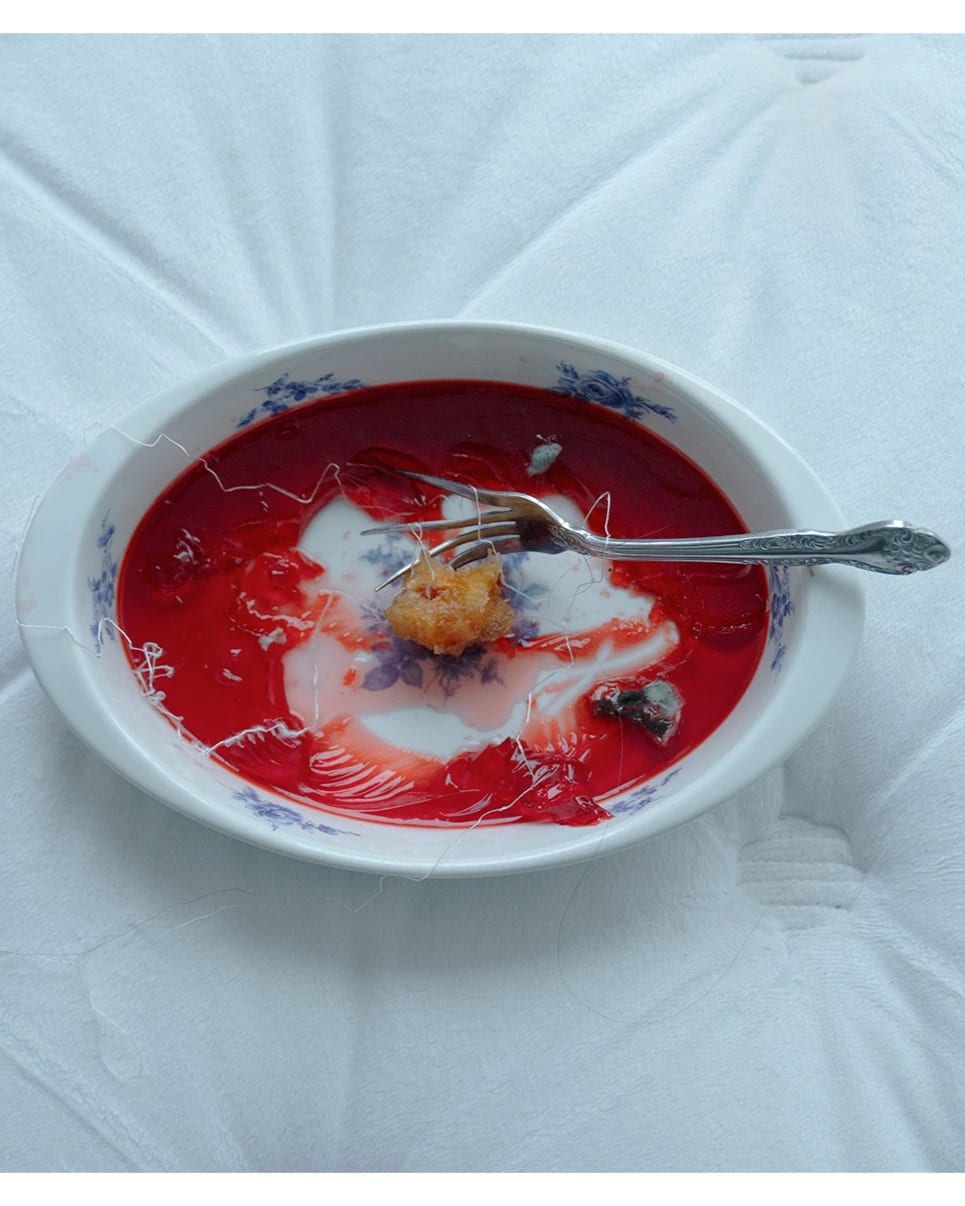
(554, 362, 676, 423)
(358, 608, 505, 698)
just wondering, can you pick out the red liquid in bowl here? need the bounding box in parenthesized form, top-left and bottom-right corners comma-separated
(117, 380, 768, 827)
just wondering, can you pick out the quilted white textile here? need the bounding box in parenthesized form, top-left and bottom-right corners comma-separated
(2, 33, 964, 1171)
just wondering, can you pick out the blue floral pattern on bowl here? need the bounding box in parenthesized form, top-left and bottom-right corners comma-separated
(766, 565, 795, 674)
(357, 603, 505, 698)
(554, 362, 676, 423)
(608, 768, 681, 817)
(234, 785, 358, 836)
(89, 514, 119, 653)
(359, 530, 415, 578)
(235, 371, 367, 428)
(353, 548, 540, 699)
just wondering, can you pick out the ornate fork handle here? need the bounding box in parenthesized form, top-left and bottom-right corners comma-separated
(573, 521, 951, 575)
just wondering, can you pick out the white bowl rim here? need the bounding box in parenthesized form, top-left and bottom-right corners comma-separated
(16, 319, 865, 877)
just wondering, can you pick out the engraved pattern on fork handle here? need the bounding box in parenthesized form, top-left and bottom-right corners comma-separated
(573, 522, 951, 575)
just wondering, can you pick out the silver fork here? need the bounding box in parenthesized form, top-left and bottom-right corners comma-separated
(361, 470, 951, 589)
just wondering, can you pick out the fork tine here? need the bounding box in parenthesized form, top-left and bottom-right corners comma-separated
(450, 536, 523, 570)
(372, 522, 519, 591)
(360, 508, 512, 537)
(374, 561, 418, 592)
(392, 468, 515, 508)
(412, 523, 518, 558)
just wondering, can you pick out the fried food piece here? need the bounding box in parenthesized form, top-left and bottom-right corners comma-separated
(384, 552, 514, 657)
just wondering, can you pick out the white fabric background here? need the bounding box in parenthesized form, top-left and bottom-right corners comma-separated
(2, 33, 964, 1172)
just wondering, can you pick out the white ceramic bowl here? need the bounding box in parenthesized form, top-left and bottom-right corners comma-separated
(16, 321, 864, 877)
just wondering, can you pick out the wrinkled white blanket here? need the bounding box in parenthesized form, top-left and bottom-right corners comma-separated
(1, 34, 963, 1171)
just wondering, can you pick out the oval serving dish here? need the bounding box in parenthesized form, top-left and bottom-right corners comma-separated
(16, 321, 864, 877)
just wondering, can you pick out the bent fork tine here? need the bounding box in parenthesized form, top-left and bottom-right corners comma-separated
(373, 522, 520, 591)
(450, 535, 523, 570)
